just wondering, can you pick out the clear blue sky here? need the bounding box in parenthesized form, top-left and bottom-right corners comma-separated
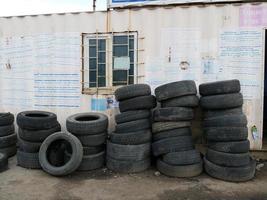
(0, 0, 107, 16)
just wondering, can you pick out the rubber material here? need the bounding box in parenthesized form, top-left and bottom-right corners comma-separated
(153, 128, 191, 141)
(0, 112, 14, 126)
(115, 110, 151, 124)
(204, 107, 243, 119)
(203, 114, 247, 127)
(115, 84, 151, 101)
(110, 130, 152, 145)
(0, 153, 8, 172)
(161, 95, 199, 108)
(153, 107, 194, 122)
(18, 137, 42, 153)
(115, 119, 151, 133)
(208, 140, 250, 153)
(152, 121, 191, 133)
(0, 146, 17, 158)
(119, 95, 156, 112)
(0, 133, 17, 148)
(77, 132, 106, 146)
(163, 150, 202, 165)
(17, 150, 41, 169)
(0, 124, 15, 137)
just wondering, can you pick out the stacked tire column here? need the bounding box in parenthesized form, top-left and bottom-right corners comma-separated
(107, 84, 156, 173)
(17, 111, 61, 169)
(66, 113, 108, 171)
(152, 81, 203, 177)
(199, 79, 256, 182)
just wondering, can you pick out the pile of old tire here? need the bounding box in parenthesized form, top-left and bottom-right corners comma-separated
(107, 84, 156, 173)
(66, 112, 108, 171)
(199, 79, 256, 182)
(17, 111, 61, 169)
(0, 113, 17, 159)
(152, 80, 203, 178)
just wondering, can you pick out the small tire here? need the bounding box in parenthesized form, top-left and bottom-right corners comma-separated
(18, 138, 42, 153)
(0, 153, 8, 172)
(161, 95, 199, 108)
(0, 133, 17, 148)
(77, 132, 106, 146)
(0, 124, 15, 137)
(119, 95, 156, 112)
(17, 150, 41, 169)
(110, 130, 152, 145)
(115, 119, 151, 133)
(208, 140, 250, 153)
(0, 145, 17, 158)
(153, 128, 191, 141)
(152, 121, 191, 133)
(203, 114, 247, 128)
(115, 84, 151, 101)
(115, 110, 151, 124)
(163, 150, 202, 165)
(0, 113, 14, 126)
(153, 107, 194, 122)
(204, 107, 243, 119)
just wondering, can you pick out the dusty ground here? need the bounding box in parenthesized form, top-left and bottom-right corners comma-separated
(0, 157, 266, 200)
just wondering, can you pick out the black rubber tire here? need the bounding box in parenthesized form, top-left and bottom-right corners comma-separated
(17, 150, 41, 169)
(18, 123, 61, 142)
(0, 133, 17, 148)
(106, 156, 150, 173)
(17, 111, 58, 130)
(39, 132, 83, 176)
(153, 107, 194, 122)
(208, 140, 250, 153)
(163, 150, 202, 165)
(110, 130, 152, 145)
(66, 112, 108, 135)
(115, 110, 151, 124)
(115, 84, 151, 101)
(46, 142, 67, 167)
(161, 95, 199, 108)
(119, 95, 156, 112)
(0, 153, 8, 172)
(0, 124, 15, 137)
(155, 81, 197, 102)
(115, 119, 151, 133)
(204, 157, 255, 182)
(153, 128, 191, 141)
(204, 107, 243, 119)
(152, 136, 194, 157)
(107, 141, 150, 161)
(204, 127, 248, 142)
(199, 79, 240, 96)
(0, 145, 17, 158)
(83, 145, 105, 155)
(152, 121, 191, 133)
(157, 159, 203, 178)
(77, 132, 106, 146)
(0, 112, 14, 126)
(200, 93, 243, 110)
(203, 114, 247, 128)
(18, 138, 42, 153)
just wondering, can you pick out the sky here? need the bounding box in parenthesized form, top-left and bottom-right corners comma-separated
(0, 0, 107, 17)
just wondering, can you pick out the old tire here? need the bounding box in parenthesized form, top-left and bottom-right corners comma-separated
(199, 79, 240, 96)
(152, 121, 191, 133)
(157, 159, 203, 178)
(0, 113, 14, 126)
(18, 138, 42, 153)
(161, 95, 199, 108)
(115, 119, 151, 133)
(83, 145, 105, 155)
(204, 107, 243, 119)
(0, 153, 8, 172)
(115, 84, 151, 101)
(153, 128, 191, 141)
(208, 140, 250, 153)
(203, 114, 247, 127)
(204, 157, 255, 182)
(110, 130, 152, 145)
(0, 133, 17, 148)
(0, 124, 15, 137)
(77, 132, 106, 146)
(153, 107, 194, 122)
(119, 95, 156, 112)
(115, 110, 151, 124)
(0, 146, 17, 158)
(163, 150, 201, 165)
(66, 112, 108, 135)
(17, 151, 41, 169)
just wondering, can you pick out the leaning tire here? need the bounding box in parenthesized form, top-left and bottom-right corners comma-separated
(0, 153, 8, 172)
(115, 84, 151, 101)
(0, 113, 14, 126)
(153, 107, 194, 122)
(208, 140, 250, 153)
(152, 121, 191, 133)
(17, 150, 41, 169)
(115, 110, 150, 124)
(203, 114, 247, 127)
(119, 95, 156, 112)
(0, 124, 15, 137)
(163, 150, 201, 165)
(153, 128, 191, 141)
(161, 95, 199, 108)
(77, 132, 106, 146)
(116, 119, 151, 133)
(110, 130, 152, 145)
(0, 133, 17, 148)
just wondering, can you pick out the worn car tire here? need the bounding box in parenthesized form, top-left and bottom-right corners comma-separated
(18, 138, 42, 153)
(110, 130, 152, 145)
(39, 132, 83, 176)
(208, 140, 250, 153)
(203, 114, 247, 127)
(116, 119, 151, 133)
(163, 150, 201, 165)
(204, 157, 255, 182)
(17, 150, 41, 169)
(0, 133, 17, 148)
(115, 84, 151, 101)
(107, 141, 150, 161)
(0, 113, 14, 126)
(199, 79, 240, 96)
(0, 124, 15, 137)
(106, 156, 150, 173)
(153, 107, 194, 122)
(204, 107, 243, 119)
(157, 159, 203, 178)
(152, 136, 194, 157)
(152, 121, 191, 133)
(200, 93, 243, 110)
(66, 112, 108, 135)
(119, 95, 156, 112)
(153, 128, 191, 141)
(0, 145, 17, 158)
(161, 95, 199, 108)
(77, 132, 106, 146)
(83, 145, 105, 155)
(0, 153, 8, 172)
(115, 110, 151, 124)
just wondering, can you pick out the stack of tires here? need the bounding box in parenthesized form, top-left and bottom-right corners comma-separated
(152, 80, 203, 178)
(107, 84, 156, 173)
(66, 113, 108, 171)
(17, 111, 61, 169)
(199, 79, 256, 182)
(0, 113, 17, 158)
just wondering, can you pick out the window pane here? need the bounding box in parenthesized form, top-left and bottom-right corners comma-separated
(89, 58, 96, 70)
(89, 46, 96, 57)
(98, 77, 106, 87)
(98, 64, 106, 76)
(98, 52, 106, 63)
(129, 64, 134, 75)
(113, 36, 128, 44)
(89, 39, 96, 45)
(113, 70, 127, 82)
(89, 71, 96, 82)
(129, 76, 134, 84)
(113, 45, 128, 57)
(89, 82, 96, 87)
(129, 39, 134, 50)
(129, 51, 134, 63)
(98, 39, 106, 51)
(113, 82, 127, 86)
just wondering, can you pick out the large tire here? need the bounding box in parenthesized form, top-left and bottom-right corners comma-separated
(204, 127, 248, 142)
(157, 159, 203, 178)
(0, 153, 8, 172)
(77, 132, 106, 146)
(39, 132, 83, 176)
(153, 107, 194, 122)
(17, 111, 58, 130)
(152, 121, 191, 133)
(200, 93, 243, 110)
(110, 130, 152, 145)
(18, 123, 61, 142)
(66, 113, 108, 135)
(107, 141, 150, 161)
(155, 81, 197, 102)
(163, 150, 201, 165)
(119, 95, 156, 112)
(208, 140, 250, 153)
(0, 124, 15, 137)
(115, 110, 151, 124)
(203, 114, 247, 127)
(0, 145, 17, 158)
(204, 157, 255, 182)
(153, 128, 191, 141)
(115, 119, 151, 133)
(204, 107, 243, 119)
(18, 138, 42, 153)
(115, 84, 151, 101)
(0, 133, 17, 148)
(161, 95, 199, 108)
(106, 156, 150, 173)
(0, 112, 14, 126)
(17, 151, 41, 169)
(152, 136, 193, 157)
(199, 79, 240, 96)
(206, 148, 250, 167)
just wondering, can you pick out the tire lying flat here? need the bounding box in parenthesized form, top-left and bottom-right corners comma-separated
(18, 138, 42, 153)
(0, 153, 8, 172)
(153, 107, 194, 122)
(110, 130, 152, 145)
(0, 146, 17, 158)
(203, 107, 243, 119)
(77, 132, 106, 146)
(153, 128, 191, 141)
(116, 119, 151, 133)
(115, 110, 151, 124)
(208, 140, 250, 153)
(0, 133, 17, 148)
(152, 122, 191, 133)
(161, 95, 199, 108)
(119, 95, 156, 112)
(203, 114, 247, 127)
(17, 151, 41, 169)
(0, 113, 14, 126)
(163, 150, 201, 165)
(115, 84, 151, 101)
(0, 124, 15, 137)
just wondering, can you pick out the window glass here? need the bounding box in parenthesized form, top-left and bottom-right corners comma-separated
(113, 36, 128, 44)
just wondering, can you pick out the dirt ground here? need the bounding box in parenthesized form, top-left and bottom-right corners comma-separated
(0, 157, 266, 200)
